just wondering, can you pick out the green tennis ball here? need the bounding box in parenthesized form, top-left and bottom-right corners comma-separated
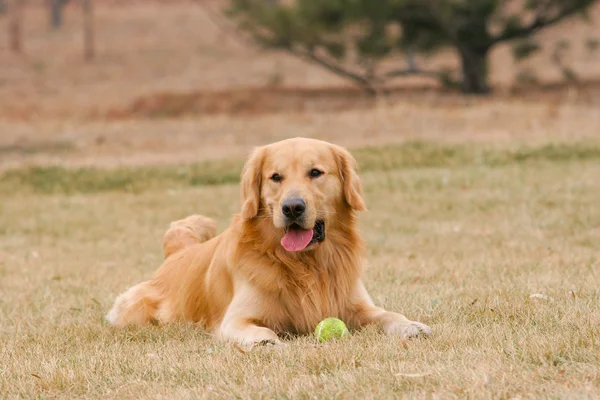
(314, 317, 349, 343)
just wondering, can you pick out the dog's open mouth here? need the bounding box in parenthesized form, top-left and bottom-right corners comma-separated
(281, 220, 325, 252)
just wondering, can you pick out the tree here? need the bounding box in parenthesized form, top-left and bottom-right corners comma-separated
(83, 0, 94, 60)
(9, 0, 23, 53)
(228, 0, 598, 94)
(49, 0, 70, 30)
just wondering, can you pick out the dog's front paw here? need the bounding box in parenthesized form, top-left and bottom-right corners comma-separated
(220, 325, 284, 349)
(258, 339, 286, 347)
(384, 320, 431, 339)
(233, 337, 286, 352)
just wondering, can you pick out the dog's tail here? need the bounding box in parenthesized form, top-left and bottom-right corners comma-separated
(162, 214, 217, 259)
(106, 215, 217, 328)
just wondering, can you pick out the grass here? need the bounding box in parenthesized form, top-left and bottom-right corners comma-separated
(2, 141, 600, 194)
(0, 158, 243, 194)
(1, 140, 599, 399)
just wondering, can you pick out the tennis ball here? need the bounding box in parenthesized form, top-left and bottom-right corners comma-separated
(314, 317, 349, 343)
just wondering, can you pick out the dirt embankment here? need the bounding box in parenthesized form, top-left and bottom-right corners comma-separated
(108, 80, 600, 119)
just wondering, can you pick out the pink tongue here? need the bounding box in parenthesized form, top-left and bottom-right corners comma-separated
(281, 228, 314, 252)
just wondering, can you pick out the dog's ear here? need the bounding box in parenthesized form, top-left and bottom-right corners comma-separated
(240, 146, 266, 219)
(332, 144, 366, 211)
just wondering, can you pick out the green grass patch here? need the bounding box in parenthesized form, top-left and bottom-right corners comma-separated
(2, 141, 600, 194)
(0, 141, 74, 156)
(353, 141, 600, 169)
(0, 159, 243, 195)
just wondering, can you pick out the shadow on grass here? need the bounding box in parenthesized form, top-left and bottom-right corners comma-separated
(2, 141, 600, 194)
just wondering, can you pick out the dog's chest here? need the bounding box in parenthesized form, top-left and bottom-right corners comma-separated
(273, 268, 351, 334)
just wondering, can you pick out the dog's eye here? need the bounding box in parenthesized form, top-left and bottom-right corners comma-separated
(309, 169, 323, 178)
(270, 173, 282, 182)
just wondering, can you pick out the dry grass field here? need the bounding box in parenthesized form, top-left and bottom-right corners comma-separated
(2, 98, 600, 171)
(1, 137, 600, 399)
(1, 1, 600, 399)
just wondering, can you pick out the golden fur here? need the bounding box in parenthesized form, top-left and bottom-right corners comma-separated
(107, 138, 431, 345)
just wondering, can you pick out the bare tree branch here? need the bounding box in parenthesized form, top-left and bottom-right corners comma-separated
(192, 0, 449, 92)
(288, 47, 374, 88)
(191, 0, 378, 90)
(490, 2, 590, 45)
(191, 0, 256, 47)
(383, 68, 440, 79)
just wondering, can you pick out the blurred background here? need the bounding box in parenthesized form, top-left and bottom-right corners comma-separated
(2, 4, 600, 397)
(0, 0, 599, 169)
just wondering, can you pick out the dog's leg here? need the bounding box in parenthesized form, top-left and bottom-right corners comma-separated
(347, 281, 431, 338)
(217, 282, 281, 346)
(162, 214, 217, 259)
(106, 281, 163, 327)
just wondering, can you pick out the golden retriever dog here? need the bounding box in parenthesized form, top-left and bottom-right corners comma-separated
(107, 138, 431, 345)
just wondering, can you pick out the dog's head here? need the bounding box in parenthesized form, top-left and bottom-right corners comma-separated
(240, 138, 366, 252)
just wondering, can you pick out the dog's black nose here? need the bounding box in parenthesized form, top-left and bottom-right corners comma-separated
(282, 198, 306, 218)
